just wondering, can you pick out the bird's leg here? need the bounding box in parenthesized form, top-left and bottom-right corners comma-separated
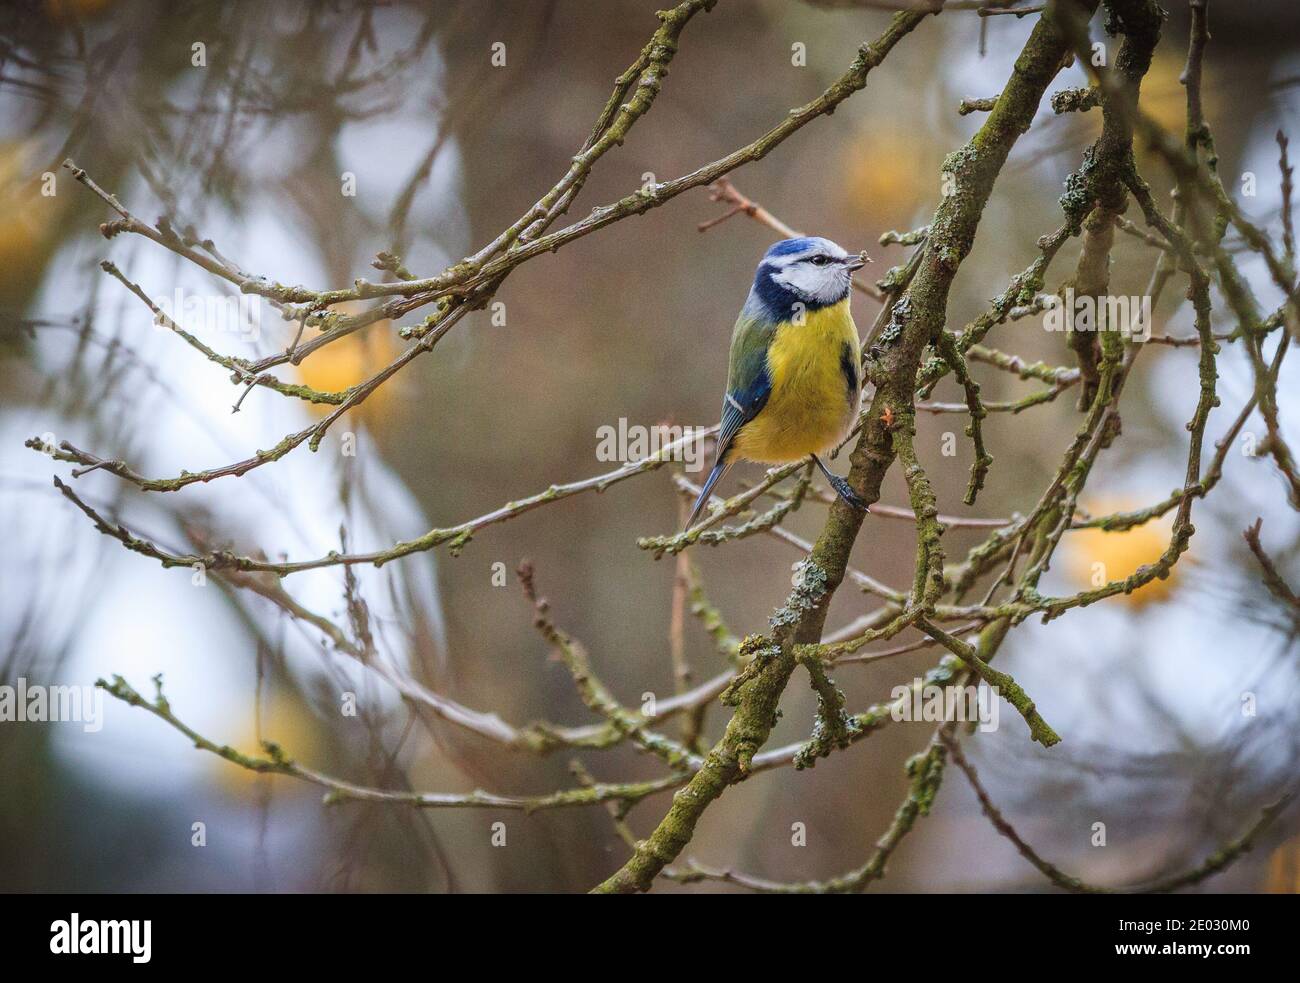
(811, 454, 869, 512)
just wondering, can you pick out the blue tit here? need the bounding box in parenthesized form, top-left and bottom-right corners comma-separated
(687, 236, 869, 529)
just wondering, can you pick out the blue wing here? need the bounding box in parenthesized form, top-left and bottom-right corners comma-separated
(686, 313, 774, 528)
(716, 363, 771, 464)
(719, 311, 777, 461)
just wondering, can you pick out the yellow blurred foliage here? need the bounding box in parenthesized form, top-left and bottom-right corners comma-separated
(1063, 498, 1178, 608)
(0, 142, 65, 289)
(293, 301, 400, 424)
(1138, 49, 1222, 137)
(1266, 835, 1300, 893)
(213, 693, 324, 799)
(841, 126, 929, 220)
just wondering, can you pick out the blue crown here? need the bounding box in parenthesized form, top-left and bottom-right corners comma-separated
(763, 237, 819, 259)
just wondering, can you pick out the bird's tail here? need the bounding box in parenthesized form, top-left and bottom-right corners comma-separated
(686, 459, 730, 530)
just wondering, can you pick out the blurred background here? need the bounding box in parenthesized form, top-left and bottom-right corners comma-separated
(1, 0, 1298, 893)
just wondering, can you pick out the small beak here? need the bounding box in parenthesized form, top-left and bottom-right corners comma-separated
(844, 252, 871, 271)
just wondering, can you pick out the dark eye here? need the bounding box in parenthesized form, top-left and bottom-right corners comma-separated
(809, 255, 830, 266)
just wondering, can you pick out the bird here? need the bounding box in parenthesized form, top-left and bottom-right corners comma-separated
(687, 236, 869, 529)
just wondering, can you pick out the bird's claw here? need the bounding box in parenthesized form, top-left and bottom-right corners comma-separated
(827, 473, 870, 513)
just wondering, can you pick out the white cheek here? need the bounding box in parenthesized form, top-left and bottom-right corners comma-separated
(779, 267, 840, 304)
(775, 265, 819, 297)
(813, 270, 845, 304)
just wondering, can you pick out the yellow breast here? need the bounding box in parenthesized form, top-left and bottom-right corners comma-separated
(733, 299, 861, 464)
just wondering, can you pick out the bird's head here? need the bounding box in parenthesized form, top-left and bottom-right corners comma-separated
(750, 236, 866, 318)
